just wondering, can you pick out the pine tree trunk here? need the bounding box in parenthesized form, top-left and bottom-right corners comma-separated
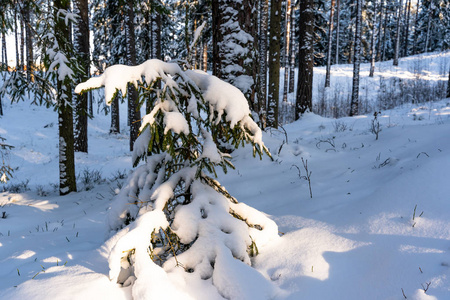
(335, 0, 340, 65)
(55, 0, 77, 195)
(125, 0, 140, 152)
(288, 0, 295, 95)
(350, 0, 362, 117)
(267, 0, 282, 128)
(258, 0, 269, 127)
(20, 17, 24, 70)
(73, 0, 89, 153)
(203, 43, 208, 72)
(1, 32, 6, 67)
(369, 1, 378, 77)
(212, 0, 222, 78)
(23, 3, 33, 81)
(403, 0, 411, 57)
(15, 7, 19, 70)
(295, 0, 314, 118)
(110, 95, 120, 134)
(424, 5, 431, 53)
(376, 0, 384, 61)
(382, 3, 388, 61)
(447, 67, 450, 98)
(325, 0, 336, 88)
(412, 0, 420, 55)
(282, 0, 292, 102)
(393, 0, 402, 66)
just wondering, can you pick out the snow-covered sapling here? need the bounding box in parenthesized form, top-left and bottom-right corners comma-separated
(370, 111, 382, 140)
(76, 59, 279, 298)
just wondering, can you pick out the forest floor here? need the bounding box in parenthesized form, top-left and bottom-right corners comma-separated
(1, 51, 450, 299)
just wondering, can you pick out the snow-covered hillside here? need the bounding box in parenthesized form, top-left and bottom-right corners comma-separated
(1, 52, 450, 299)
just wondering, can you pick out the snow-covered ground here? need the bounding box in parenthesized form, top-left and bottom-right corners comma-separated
(1, 52, 450, 299)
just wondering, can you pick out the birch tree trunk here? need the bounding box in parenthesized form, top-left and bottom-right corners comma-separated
(288, 0, 295, 95)
(282, 0, 292, 102)
(267, 0, 282, 128)
(258, 0, 269, 127)
(295, 0, 314, 118)
(325, 0, 336, 87)
(350, 0, 362, 117)
(393, 0, 403, 66)
(376, 0, 384, 61)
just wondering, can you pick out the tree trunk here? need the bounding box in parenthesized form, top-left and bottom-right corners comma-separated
(288, 0, 295, 95)
(282, 0, 292, 102)
(382, 2, 388, 61)
(295, 0, 314, 118)
(55, 0, 77, 195)
(212, 0, 222, 78)
(14, 7, 19, 70)
(350, 0, 362, 117)
(412, 0, 420, 55)
(73, 0, 89, 153)
(23, 2, 33, 81)
(125, 0, 140, 152)
(403, 0, 411, 57)
(110, 95, 120, 134)
(376, 0, 384, 61)
(1, 32, 6, 67)
(447, 67, 450, 98)
(335, 0, 340, 65)
(267, 0, 282, 128)
(258, 0, 269, 127)
(20, 16, 24, 70)
(393, 0, 402, 66)
(369, 0, 378, 77)
(424, 4, 431, 53)
(325, 0, 336, 87)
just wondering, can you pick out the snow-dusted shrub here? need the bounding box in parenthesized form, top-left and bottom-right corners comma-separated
(76, 59, 279, 299)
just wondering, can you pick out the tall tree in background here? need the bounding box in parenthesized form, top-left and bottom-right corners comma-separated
(295, 0, 314, 118)
(125, 0, 140, 152)
(282, 0, 292, 103)
(267, 0, 282, 127)
(22, 1, 33, 80)
(288, 0, 296, 95)
(393, 0, 403, 66)
(73, 0, 89, 153)
(402, 0, 411, 57)
(350, 0, 362, 116)
(258, 0, 269, 127)
(376, 0, 384, 61)
(335, 0, 340, 64)
(447, 67, 450, 98)
(325, 0, 336, 87)
(369, 0, 378, 77)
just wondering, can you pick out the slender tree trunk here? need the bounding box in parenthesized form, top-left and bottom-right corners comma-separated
(1, 32, 6, 68)
(403, 0, 411, 57)
(55, 0, 77, 195)
(20, 17, 24, 70)
(267, 0, 282, 128)
(203, 43, 208, 71)
(110, 95, 120, 134)
(15, 7, 19, 70)
(393, 0, 402, 66)
(258, 0, 269, 127)
(283, 0, 292, 102)
(382, 3, 388, 61)
(350, 0, 362, 116)
(212, 0, 222, 78)
(424, 4, 431, 53)
(376, 0, 384, 61)
(73, 0, 89, 153)
(447, 67, 450, 98)
(125, 0, 140, 152)
(412, 0, 419, 55)
(295, 0, 314, 118)
(23, 2, 33, 80)
(325, 0, 336, 87)
(335, 0, 340, 64)
(288, 0, 295, 95)
(369, 1, 378, 77)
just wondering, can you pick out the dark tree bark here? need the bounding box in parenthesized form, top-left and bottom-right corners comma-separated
(212, 0, 222, 78)
(369, 0, 378, 77)
(412, 0, 420, 55)
(267, 0, 282, 128)
(376, 0, 384, 61)
(20, 15, 24, 70)
(381, 2, 388, 61)
(125, 0, 140, 152)
(288, 0, 296, 95)
(282, 0, 292, 102)
(23, 2, 33, 80)
(14, 5, 19, 70)
(73, 0, 89, 153)
(54, 0, 76, 195)
(1, 32, 7, 67)
(350, 0, 362, 116)
(393, 0, 403, 66)
(403, 0, 411, 57)
(258, 0, 269, 127)
(325, 0, 336, 87)
(295, 0, 314, 118)
(335, 0, 340, 65)
(110, 95, 120, 134)
(447, 67, 450, 98)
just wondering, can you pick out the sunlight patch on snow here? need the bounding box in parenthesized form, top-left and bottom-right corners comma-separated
(399, 245, 444, 254)
(42, 257, 63, 264)
(12, 250, 36, 259)
(3, 195, 58, 211)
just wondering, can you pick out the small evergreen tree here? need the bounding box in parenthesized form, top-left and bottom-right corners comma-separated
(76, 59, 278, 298)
